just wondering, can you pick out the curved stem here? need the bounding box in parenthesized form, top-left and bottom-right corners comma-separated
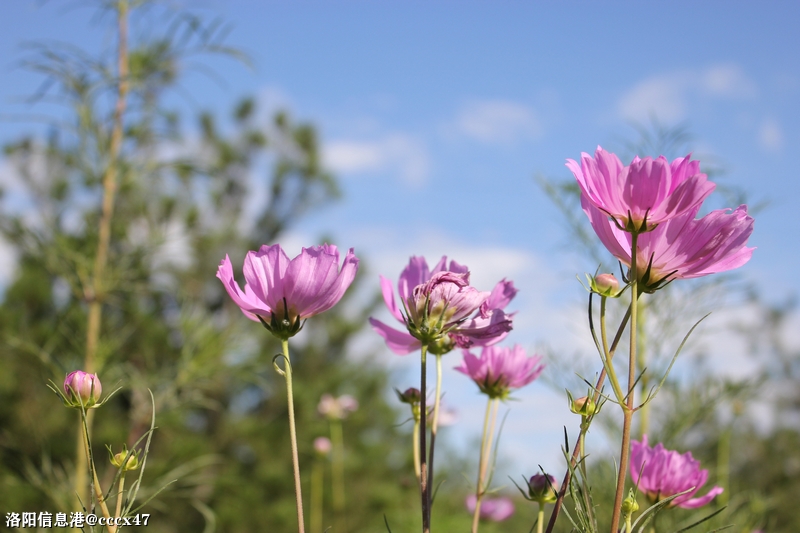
(610, 231, 640, 533)
(281, 339, 306, 533)
(419, 344, 430, 533)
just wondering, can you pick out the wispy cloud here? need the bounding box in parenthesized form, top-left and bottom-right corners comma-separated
(324, 134, 430, 185)
(758, 118, 784, 152)
(453, 99, 543, 144)
(618, 63, 757, 122)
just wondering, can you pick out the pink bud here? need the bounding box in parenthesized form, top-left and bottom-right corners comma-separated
(63, 370, 102, 408)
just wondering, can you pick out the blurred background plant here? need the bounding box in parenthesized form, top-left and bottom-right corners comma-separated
(0, 2, 797, 533)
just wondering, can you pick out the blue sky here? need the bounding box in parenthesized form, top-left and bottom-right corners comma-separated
(1, 0, 798, 482)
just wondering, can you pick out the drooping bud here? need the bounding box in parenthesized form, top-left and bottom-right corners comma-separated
(108, 445, 140, 472)
(527, 473, 558, 504)
(63, 371, 103, 409)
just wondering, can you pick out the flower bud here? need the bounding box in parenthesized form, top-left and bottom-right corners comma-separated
(63, 371, 102, 409)
(590, 273, 621, 297)
(621, 489, 639, 515)
(396, 387, 421, 405)
(527, 473, 558, 504)
(109, 446, 140, 472)
(570, 396, 597, 417)
(313, 436, 332, 457)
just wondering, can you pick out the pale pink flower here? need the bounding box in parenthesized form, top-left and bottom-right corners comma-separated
(631, 435, 723, 509)
(455, 345, 544, 399)
(63, 370, 102, 408)
(567, 147, 715, 232)
(370, 256, 515, 354)
(465, 494, 515, 521)
(318, 393, 359, 420)
(313, 437, 332, 456)
(583, 197, 754, 292)
(217, 244, 358, 339)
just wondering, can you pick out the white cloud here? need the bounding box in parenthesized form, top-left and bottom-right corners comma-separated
(324, 134, 430, 185)
(454, 99, 543, 144)
(758, 118, 784, 152)
(618, 63, 758, 122)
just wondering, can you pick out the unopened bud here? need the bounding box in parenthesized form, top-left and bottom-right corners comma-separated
(570, 396, 597, 417)
(109, 446, 140, 472)
(63, 371, 103, 409)
(589, 273, 622, 297)
(527, 473, 558, 504)
(621, 489, 639, 515)
(396, 387, 421, 405)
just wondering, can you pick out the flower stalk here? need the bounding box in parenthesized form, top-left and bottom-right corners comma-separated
(419, 343, 431, 533)
(471, 397, 499, 533)
(280, 339, 306, 533)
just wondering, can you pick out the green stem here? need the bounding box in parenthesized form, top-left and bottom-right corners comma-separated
(471, 398, 498, 533)
(419, 344, 430, 533)
(610, 231, 640, 533)
(330, 419, 345, 512)
(537, 504, 544, 533)
(427, 354, 444, 514)
(413, 418, 421, 482)
(281, 339, 306, 533)
(637, 299, 649, 438)
(311, 459, 323, 533)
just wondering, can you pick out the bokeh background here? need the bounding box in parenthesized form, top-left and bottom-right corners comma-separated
(0, 2, 797, 532)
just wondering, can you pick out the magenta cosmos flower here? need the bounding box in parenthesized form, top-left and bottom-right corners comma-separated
(217, 244, 359, 339)
(567, 147, 715, 233)
(370, 256, 515, 355)
(455, 345, 544, 399)
(582, 197, 755, 292)
(631, 435, 723, 509)
(465, 494, 515, 521)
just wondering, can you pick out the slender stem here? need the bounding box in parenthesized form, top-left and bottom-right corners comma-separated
(545, 302, 633, 533)
(637, 299, 649, 438)
(419, 344, 430, 533)
(330, 418, 348, 532)
(610, 231, 640, 533)
(471, 398, 499, 533)
(281, 339, 306, 533)
(311, 460, 323, 533)
(76, 0, 129, 509)
(413, 418, 421, 482)
(426, 354, 444, 514)
(537, 504, 544, 533)
(115, 475, 126, 523)
(625, 513, 633, 533)
(80, 411, 116, 533)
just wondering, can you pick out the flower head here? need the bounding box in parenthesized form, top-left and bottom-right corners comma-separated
(217, 244, 359, 339)
(370, 256, 515, 355)
(527, 473, 558, 504)
(317, 393, 359, 420)
(567, 147, 715, 233)
(465, 494, 515, 522)
(583, 198, 755, 292)
(631, 435, 723, 509)
(63, 371, 103, 409)
(455, 345, 544, 400)
(313, 437, 332, 457)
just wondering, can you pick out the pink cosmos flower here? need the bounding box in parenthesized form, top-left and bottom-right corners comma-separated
(369, 256, 515, 355)
(455, 345, 544, 399)
(583, 197, 754, 292)
(631, 435, 723, 509)
(313, 436, 332, 456)
(317, 393, 359, 420)
(63, 370, 103, 408)
(465, 494, 515, 521)
(567, 147, 715, 233)
(217, 244, 359, 339)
